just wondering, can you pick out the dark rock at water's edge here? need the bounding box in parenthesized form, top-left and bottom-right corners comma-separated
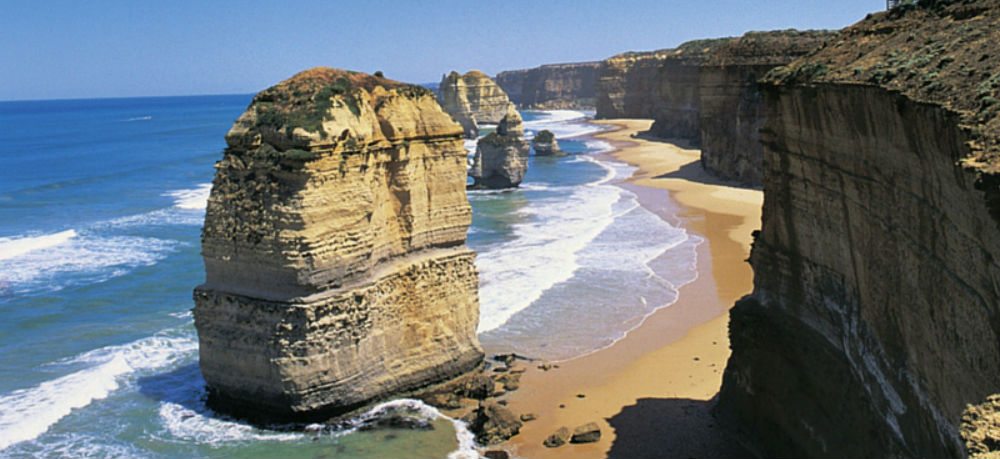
(484, 450, 510, 459)
(532, 130, 564, 157)
(462, 401, 523, 445)
(193, 67, 484, 422)
(469, 106, 529, 189)
(716, 2, 1000, 457)
(496, 61, 601, 109)
(415, 355, 532, 447)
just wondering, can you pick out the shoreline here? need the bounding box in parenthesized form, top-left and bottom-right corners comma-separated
(501, 119, 762, 458)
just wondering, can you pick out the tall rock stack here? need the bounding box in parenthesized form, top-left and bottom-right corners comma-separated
(193, 67, 484, 421)
(716, 4, 1000, 457)
(469, 106, 530, 189)
(438, 70, 518, 138)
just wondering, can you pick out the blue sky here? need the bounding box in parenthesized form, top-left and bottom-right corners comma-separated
(1, 0, 882, 100)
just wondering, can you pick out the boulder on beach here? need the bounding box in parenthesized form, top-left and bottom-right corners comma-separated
(463, 401, 524, 445)
(571, 422, 602, 443)
(544, 426, 571, 448)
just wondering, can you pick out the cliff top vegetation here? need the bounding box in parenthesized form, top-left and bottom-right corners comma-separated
(766, 0, 1000, 170)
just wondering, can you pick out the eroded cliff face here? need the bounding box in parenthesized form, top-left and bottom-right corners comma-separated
(495, 62, 600, 109)
(438, 70, 516, 138)
(698, 31, 832, 184)
(595, 32, 830, 184)
(194, 67, 484, 421)
(717, 3, 1000, 457)
(595, 48, 681, 120)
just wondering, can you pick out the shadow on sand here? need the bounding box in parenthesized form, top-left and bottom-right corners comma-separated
(606, 396, 754, 459)
(628, 132, 761, 190)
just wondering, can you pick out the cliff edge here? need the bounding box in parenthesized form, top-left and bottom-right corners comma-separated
(595, 31, 831, 185)
(716, 2, 1000, 457)
(495, 61, 600, 109)
(194, 67, 484, 421)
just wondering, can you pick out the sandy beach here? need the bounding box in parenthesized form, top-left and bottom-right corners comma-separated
(502, 119, 762, 458)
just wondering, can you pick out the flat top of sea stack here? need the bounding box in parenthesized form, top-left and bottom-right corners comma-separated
(226, 66, 456, 151)
(764, 1, 1000, 170)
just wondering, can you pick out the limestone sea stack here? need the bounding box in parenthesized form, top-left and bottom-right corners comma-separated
(531, 130, 563, 156)
(193, 67, 484, 421)
(469, 106, 529, 189)
(716, 3, 1000, 457)
(438, 70, 518, 138)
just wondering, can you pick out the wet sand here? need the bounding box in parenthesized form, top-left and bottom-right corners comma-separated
(502, 119, 762, 458)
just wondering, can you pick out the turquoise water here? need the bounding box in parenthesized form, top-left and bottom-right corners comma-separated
(0, 99, 698, 458)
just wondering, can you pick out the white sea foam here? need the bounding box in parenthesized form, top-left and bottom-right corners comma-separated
(463, 138, 478, 156)
(123, 116, 153, 122)
(474, 112, 700, 360)
(0, 230, 77, 261)
(0, 230, 176, 293)
(164, 183, 211, 211)
(524, 109, 605, 139)
(0, 182, 212, 294)
(524, 109, 587, 125)
(159, 390, 479, 459)
(584, 139, 615, 154)
(475, 164, 626, 333)
(0, 334, 196, 451)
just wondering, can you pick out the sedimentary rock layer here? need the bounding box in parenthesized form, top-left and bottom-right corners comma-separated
(595, 31, 831, 184)
(194, 67, 484, 421)
(716, 3, 1000, 457)
(495, 61, 600, 109)
(438, 70, 516, 138)
(698, 31, 832, 184)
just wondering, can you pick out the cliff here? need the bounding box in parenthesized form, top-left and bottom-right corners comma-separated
(193, 67, 484, 421)
(698, 30, 833, 184)
(495, 61, 600, 109)
(595, 31, 831, 184)
(716, 2, 1000, 457)
(469, 106, 529, 189)
(438, 70, 517, 138)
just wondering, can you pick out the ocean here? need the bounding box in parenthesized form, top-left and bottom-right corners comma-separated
(0, 97, 698, 458)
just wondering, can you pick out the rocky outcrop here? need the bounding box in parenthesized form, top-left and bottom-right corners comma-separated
(963, 395, 1000, 459)
(469, 107, 529, 188)
(193, 67, 484, 421)
(531, 130, 562, 156)
(438, 70, 517, 138)
(716, 3, 1000, 458)
(495, 62, 600, 109)
(595, 31, 831, 184)
(469, 106, 529, 189)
